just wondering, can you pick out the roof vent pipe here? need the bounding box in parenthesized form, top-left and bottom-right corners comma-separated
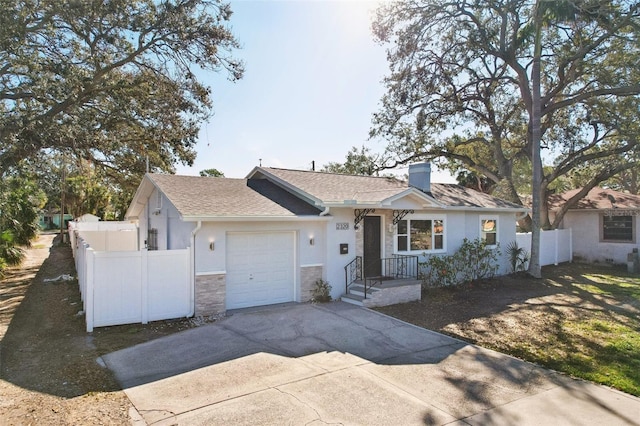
(408, 162, 431, 194)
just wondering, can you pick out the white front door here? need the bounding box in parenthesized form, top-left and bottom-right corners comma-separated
(226, 232, 296, 309)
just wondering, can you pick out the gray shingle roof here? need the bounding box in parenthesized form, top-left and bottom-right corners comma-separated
(429, 183, 526, 209)
(257, 168, 407, 203)
(148, 174, 321, 218)
(259, 168, 525, 210)
(134, 167, 526, 220)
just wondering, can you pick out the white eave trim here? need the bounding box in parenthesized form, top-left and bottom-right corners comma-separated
(442, 206, 530, 213)
(181, 215, 332, 222)
(381, 188, 445, 207)
(319, 202, 528, 213)
(124, 174, 156, 220)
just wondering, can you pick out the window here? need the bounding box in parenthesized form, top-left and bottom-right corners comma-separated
(602, 215, 634, 242)
(147, 228, 158, 250)
(397, 218, 444, 252)
(481, 218, 498, 246)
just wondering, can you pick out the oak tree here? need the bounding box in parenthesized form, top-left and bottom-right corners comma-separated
(1, 0, 243, 176)
(371, 0, 640, 276)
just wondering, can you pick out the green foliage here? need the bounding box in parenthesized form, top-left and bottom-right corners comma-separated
(311, 279, 332, 303)
(65, 173, 112, 219)
(0, 175, 45, 274)
(421, 238, 500, 288)
(0, 230, 24, 274)
(199, 168, 225, 177)
(322, 146, 383, 176)
(506, 241, 530, 273)
(371, 0, 640, 229)
(1, 0, 244, 214)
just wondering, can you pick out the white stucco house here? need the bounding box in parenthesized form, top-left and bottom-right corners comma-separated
(122, 163, 527, 316)
(549, 187, 640, 264)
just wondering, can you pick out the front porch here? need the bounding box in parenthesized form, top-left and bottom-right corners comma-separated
(342, 277, 422, 308)
(342, 255, 422, 307)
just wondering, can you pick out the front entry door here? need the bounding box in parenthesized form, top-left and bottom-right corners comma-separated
(363, 216, 381, 277)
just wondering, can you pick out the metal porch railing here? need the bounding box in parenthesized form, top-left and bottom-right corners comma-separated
(344, 255, 419, 299)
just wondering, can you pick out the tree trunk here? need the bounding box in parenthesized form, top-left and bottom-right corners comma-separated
(528, 9, 543, 279)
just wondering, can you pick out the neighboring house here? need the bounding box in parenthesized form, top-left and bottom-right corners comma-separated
(123, 163, 527, 316)
(549, 187, 640, 264)
(39, 211, 73, 230)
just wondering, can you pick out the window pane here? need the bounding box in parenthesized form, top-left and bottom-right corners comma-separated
(484, 232, 496, 245)
(398, 235, 407, 251)
(603, 216, 633, 241)
(481, 219, 497, 245)
(481, 219, 496, 233)
(411, 220, 432, 250)
(434, 234, 443, 249)
(397, 220, 407, 235)
(434, 219, 444, 234)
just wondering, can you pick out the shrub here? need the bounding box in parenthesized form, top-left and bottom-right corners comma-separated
(420, 238, 500, 288)
(506, 240, 530, 272)
(311, 279, 332, 303)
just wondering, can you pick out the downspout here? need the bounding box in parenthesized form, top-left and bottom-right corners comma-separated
(319, 206, 330, 297)
(189, 220, 202, 317)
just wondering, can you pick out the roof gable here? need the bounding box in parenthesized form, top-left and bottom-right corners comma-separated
(126, 174, 321, 220)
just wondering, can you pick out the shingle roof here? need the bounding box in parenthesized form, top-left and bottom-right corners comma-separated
(130, 167, 527, 220)
(548, 187, 640, 210)
(259, 168, 525, 210)
(257, 167, 407, 203)
(429, 183, 526, 209)
(148, 174, 321, 218)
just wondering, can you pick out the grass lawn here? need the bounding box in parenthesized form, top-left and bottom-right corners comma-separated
(538, 270, 640, 395)
(376, 263, 640, 396)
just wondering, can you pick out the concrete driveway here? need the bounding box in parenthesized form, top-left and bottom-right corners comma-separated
(102, 302, 640, 425)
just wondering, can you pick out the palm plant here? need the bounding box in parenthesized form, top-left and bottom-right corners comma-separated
(506, 241, 530, 273)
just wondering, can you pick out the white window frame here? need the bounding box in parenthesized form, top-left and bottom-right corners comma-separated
(479, 216, 499, 248)
(394, 215, 446, 254)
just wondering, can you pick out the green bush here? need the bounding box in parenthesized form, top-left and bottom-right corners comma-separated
(311, 279, 332, 303)
(420, 238, 500, 288)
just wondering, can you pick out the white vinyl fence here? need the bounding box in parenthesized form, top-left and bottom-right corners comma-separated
(516, 228, 573, 266)
(71, 222, 192, 332)
(69, 221, 138, 255)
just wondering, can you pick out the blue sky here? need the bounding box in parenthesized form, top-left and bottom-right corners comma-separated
(176, 0, 456, 183)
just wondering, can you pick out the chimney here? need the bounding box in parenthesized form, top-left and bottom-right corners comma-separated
(408, 162, 431, 193)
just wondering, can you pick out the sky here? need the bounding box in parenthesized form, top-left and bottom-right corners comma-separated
(175, 0, 456, 183)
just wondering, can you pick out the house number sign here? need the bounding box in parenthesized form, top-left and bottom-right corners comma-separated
(336, 222, 349, 230)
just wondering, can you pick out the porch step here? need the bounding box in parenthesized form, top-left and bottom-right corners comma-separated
(347, 284, 380, 298)
(341, 293, 364, 306)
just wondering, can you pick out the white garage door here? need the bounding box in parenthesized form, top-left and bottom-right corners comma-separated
(226, 232, 295, 309)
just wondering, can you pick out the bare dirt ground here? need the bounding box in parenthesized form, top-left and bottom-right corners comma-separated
(0, 234, 203, 425)
(376, 263, 637, 344)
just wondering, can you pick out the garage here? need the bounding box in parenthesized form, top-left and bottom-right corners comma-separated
(226, 231, 296, 309)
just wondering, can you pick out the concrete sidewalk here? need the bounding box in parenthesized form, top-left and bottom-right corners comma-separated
(102, 302, 640, 425)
